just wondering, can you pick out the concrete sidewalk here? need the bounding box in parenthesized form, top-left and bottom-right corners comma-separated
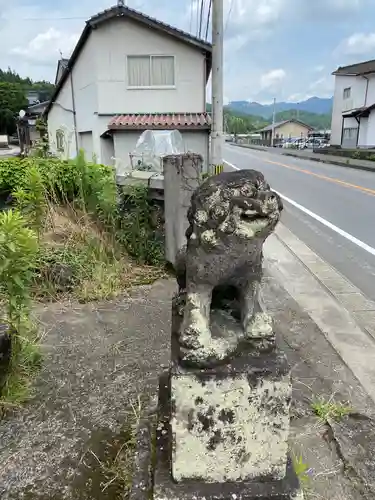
(0, 146, 20, 158)
(232, 143, 375, 173)
(1, 229, 375, 498)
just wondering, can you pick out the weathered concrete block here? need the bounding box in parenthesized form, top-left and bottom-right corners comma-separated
(170, 351, 292, 483)
(153, 371, 301, 500)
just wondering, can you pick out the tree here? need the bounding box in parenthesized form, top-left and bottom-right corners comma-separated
(0, 108, 16, 135)
(0, 82, 28, 134)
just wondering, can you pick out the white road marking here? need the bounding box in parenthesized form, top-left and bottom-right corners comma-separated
(224, 159, 375, 257)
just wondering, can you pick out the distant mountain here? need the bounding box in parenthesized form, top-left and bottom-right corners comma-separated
(228, 97, 333, 118)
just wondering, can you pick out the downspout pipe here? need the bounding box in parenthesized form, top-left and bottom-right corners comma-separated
(363, 75, 369, 107)
(358, 75, 369, 147)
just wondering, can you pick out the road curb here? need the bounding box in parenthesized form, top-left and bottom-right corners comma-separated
(264, 224, 375, 405)
(230, 143, 375, 173)
(283, 152, 375, 173)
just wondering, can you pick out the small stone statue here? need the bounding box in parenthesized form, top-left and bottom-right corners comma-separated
(173, 169, 283, 366)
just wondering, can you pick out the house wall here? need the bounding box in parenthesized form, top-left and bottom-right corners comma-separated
(330, 74, 375, 146)
(47, 76, 77, 158)
(79, 131, 94, 161)
(276, 122, 311, 138)
(358, 117, 368, 147)
(48, 16, 208, 162)
(366, 111, 375, 147)
(71, 35, 98, 134)
(94, 18, 206, 115)
(112, 130, 209, 174)
(183, 131, 209, 170)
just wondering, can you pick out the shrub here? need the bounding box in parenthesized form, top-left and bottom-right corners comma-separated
(13, 167, 48, 236)
(0, 210, 38, 326)
(0, 210, 40, 406)
(0, 154, 165, 300)
(117, 184, 164, 266)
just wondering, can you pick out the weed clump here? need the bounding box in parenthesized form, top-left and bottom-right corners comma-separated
(0, 152, 166, 406)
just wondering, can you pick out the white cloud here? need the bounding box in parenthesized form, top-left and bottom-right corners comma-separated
(224, 0, 285, 46)
(11, 28, 79, 64)
(260, 69, 286, 90)
(337, 32, 375, 55)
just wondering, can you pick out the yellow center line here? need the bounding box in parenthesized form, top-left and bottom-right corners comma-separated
(258, 155, 375, 197)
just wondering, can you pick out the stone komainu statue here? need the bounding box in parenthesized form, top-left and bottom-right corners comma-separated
(173, 169, 283, 367)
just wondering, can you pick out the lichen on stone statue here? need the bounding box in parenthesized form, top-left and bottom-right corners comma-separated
(173, 169, 283, 367)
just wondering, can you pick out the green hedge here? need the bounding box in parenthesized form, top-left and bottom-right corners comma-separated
(0, 156, 113, 199)
(0, 154, 164, 266)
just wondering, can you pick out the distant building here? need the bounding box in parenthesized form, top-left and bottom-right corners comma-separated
(45, 4, 212, 168)
(258, 119, 313, 146)
(55, 59, 69, 85)
(26, 101, 49, 143)
(331, 59, 375, 148)
(26, 90, 40, 106)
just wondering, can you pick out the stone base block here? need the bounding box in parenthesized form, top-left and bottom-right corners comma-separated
(170, 350, 292, 483)
(154, 371, 302, 500)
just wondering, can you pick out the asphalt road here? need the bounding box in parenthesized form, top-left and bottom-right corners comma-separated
(224, 144, 375, 302)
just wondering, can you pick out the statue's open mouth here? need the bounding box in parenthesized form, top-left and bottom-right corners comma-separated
(240, 209, 269, 223)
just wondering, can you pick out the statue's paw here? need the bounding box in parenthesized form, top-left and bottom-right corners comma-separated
(179, 324, 207, 350)
(245, 312, 274, 338)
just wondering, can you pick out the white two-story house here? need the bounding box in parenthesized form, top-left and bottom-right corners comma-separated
(45, 4, 212, 168)
(331, 59, 375, 148)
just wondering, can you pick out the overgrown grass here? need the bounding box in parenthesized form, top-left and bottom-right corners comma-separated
(74, 398, 143, 499)
(0, 316, 42, 413)
(0, 152, 165, 303)
(292, 452, 313, 486)
(311, 397, 352, 422)
(0, 151, 166, 406)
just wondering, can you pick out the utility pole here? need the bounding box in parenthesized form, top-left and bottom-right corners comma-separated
(211, 0, 224, 175)
(271, 97, 276, 147)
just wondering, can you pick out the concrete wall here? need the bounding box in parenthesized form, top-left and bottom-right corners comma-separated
(113, 129, 209, 174)
(79, 131, 94, 161)
(47, 76, 77, 158)
(183, 131, 209, 170)
(72, 36, 98, 133)
(358, 117, 368, 147)
(365, 111, 375, 148)
(48, 36, 98, 159)
(275, 122, 311, 139)
(94, 18, 206, 115)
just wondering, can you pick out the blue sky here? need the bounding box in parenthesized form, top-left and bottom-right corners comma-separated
(1, 0, 375, 103)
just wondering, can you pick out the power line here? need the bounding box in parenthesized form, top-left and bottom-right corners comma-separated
(0, 16, 87, 21)
(189, 0, 194, 32)
(224, 0, 235, 34)
(204, 0, 212, 41)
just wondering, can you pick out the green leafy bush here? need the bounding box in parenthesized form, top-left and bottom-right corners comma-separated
(117, 184, 164, 265)
(0, 210, 38, 326)
(0, 210, 41, 407)
(13, 167, 48, 236)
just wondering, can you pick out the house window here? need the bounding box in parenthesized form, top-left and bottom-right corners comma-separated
(127, 55, 175, 87)
(343, 127, 357, 139)
(56, 129, 64, 152)
(343, 87, 351, 99)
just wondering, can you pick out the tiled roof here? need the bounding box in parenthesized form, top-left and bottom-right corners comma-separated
(332, 59, 375, 76)
(258, 119, 313, 132)
(108, 113, 212, 130)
